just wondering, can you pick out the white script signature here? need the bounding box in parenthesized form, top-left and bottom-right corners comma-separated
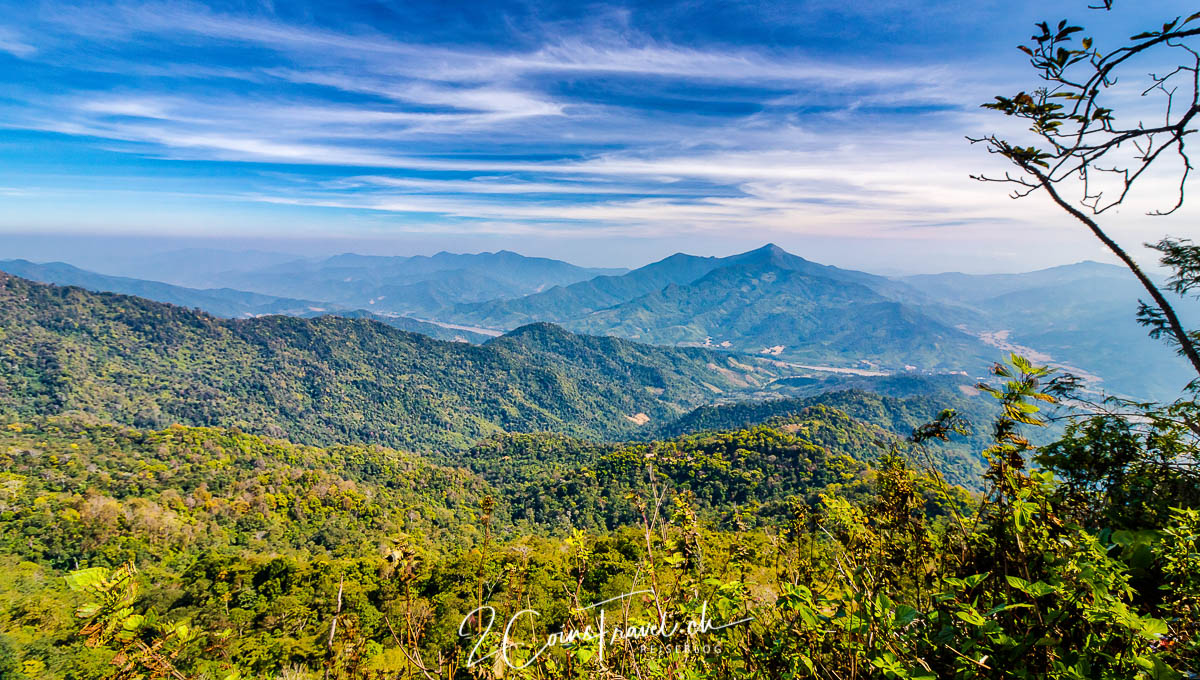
(458, 589, 754, 669)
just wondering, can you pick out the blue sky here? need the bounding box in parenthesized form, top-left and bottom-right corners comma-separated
(0, 0, 1195, 271)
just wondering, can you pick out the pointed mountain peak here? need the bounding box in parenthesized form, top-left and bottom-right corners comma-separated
(726, 243, 808, 268)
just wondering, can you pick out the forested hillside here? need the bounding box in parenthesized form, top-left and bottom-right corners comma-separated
(0, 273, 783, 451)
(0, 276, 1194, 679)
(6, 261, 1193, 680)
(0, 406, 945, 677)
(0, 260, 495, 344)
(4, 351, 1195, 679)
(0, 417, 489, 566)
(449, 251, 737, 327)
(565, 255, 986, 369)
(300, 310, 491, 344)
(660, 387, 1004, 487)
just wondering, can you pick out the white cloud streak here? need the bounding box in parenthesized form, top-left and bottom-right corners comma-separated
(8, 0, 1172, 250)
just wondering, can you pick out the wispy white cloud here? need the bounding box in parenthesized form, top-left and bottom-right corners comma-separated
(3, 0, 1115, 252)
(36, 1, 417, 55)
(0, 26, 35, 57)
(77, 97, 174, 119)
(33, 1, 955, 85)
(337, 175, 674, 195)
(216, 131, 1047, 240)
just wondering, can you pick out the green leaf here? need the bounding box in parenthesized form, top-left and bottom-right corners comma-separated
(986, 603, 1031, 616)
(1148, 656, 1183, 680)
(798, 654, 815, 673)
(1006, 575, 1055, 597)
(1005, 575, 1029, 590)
(963, 572, 990, 589)
(877, 592, 893, 611)
(955, 609, 987, 627)
(1027, 581, 1056, 598)
(74, 604, 100, 619)
(795, 604, 820, 627)
(1140, 617, 1169, 638)
(65, 567, 109, 592)
(893, 604, 919, 626)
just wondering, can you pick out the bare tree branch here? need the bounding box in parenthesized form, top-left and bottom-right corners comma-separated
(973, 5, 1200, 381)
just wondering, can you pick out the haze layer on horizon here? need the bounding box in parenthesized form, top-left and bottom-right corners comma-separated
(0, 0, 1195, 272)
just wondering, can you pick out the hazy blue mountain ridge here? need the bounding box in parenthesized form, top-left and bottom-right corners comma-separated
(450, 251, 730, 328)
(71, 247, 308, 289)
(218, 250, 627, 313)
(0, 259, 331, 318)
(902, 263, 1200, 399)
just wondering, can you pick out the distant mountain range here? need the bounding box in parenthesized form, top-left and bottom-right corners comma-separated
(212, 250, 627, 313)
(451, 244, 950, 328)
(39, 247, 626, 315)
(492, 244, 990, 371)
(901, 262, 1198, 401)
(4, 244, 1194, 401)
(78, 247, 310, 289)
